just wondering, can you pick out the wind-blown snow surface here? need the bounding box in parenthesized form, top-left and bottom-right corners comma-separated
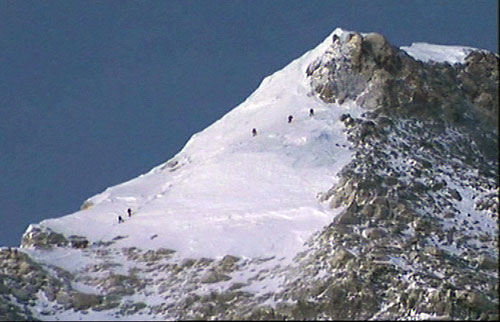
(400, 42, 484, 64)
(29, 28, 361, 264)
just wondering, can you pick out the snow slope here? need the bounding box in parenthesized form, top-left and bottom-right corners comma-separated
(400, 42, 484, 64)
(11, 28, 497, 321)
(28, 28, 362, 263)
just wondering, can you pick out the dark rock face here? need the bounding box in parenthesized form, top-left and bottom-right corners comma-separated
(278, 112, 499, 320)
(276, 31, 499, 320)
(307, 31, 499, 159)
(458, 51, 499, 123)
(0, 247, 107, 321)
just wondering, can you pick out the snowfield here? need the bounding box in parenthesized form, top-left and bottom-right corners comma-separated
(400, 42, 489, 64)
(25, 26, 489, 274)
(31, 28, 363, 263)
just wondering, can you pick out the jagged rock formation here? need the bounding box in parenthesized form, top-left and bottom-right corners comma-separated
(284, 31, 498, 320)
(308, 31, 498, 160)
(1, 30, 498, 321)
(275, 114, 498, 320)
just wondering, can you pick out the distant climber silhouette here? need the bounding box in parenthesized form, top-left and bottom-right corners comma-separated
(288, 115, 293, 123)
(118, 216, 124, 224)
(309, 108, 314, 116)
(252, 128, 257, 136)
(127, 208, 132, 217)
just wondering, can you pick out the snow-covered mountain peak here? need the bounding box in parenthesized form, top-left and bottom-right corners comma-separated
(175, 27, 355, 159)
(5, 28, 498, 321)
(26, 28, 365, 262)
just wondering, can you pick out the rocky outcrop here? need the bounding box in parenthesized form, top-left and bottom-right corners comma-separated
(307, 31, 499, 159)
(20, 225, 90, 251)
(0, 247, 108, 321)
(277, 33, 499, 319)
(20, 225, 69, 249)
(294, 109, 498, 320)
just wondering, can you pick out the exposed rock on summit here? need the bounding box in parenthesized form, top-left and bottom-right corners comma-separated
(307, 31, 498, 157)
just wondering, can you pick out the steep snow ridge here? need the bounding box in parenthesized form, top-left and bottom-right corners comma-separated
(8, 28, 498, 321)
(34, 28, 362, 261)
(400, 42, 483, 64)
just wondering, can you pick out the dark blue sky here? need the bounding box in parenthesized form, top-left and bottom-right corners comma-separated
(1, 0, 498, 246)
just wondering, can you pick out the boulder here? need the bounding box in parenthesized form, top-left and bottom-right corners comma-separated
(330, 248, 356, 268)
(69, 235, 89, 249)
(362, 227, 386, 240)
(218, 255, 240, 273)
(11, 287, 32, 303)
(458, 290, 498, 314)
(478, 254, 498, 270)
(333, 198, 361, 225)
(71, 292, 102, 310)
(200, 270, 232, 284)
(56, 291, 73, 309)
(448, 188, 462, 201)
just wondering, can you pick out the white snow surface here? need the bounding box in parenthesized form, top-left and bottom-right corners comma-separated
(400, 42, 483, 64)
(33, 28, 362, 263)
